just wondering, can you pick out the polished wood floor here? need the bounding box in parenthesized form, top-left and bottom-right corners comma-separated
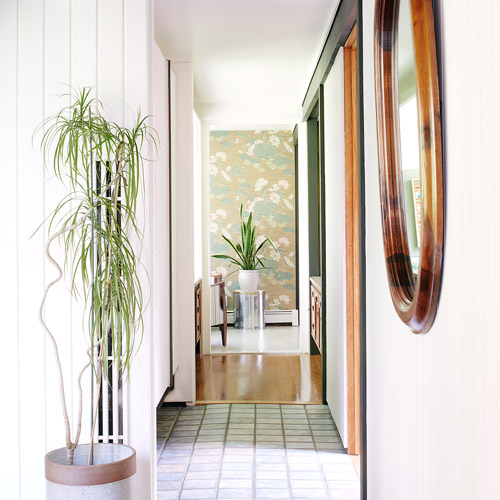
(196, 354, 322, 404)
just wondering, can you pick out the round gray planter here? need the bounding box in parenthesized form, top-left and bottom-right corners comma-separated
(45, 443, 136, 499)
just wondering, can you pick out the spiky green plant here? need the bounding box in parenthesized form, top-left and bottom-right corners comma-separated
(36, 88, 157, 465)
(212, 204, 277, 272)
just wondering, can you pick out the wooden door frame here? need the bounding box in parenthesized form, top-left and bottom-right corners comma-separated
(344, 25, 361, 456)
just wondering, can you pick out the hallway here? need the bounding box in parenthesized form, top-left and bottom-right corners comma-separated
(157, 404, 360, 500)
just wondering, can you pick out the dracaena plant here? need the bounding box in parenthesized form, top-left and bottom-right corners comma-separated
(36, 88, 157, 465)
(212, 204, 277, 272)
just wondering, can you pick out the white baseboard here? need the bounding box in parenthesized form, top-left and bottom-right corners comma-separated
(227, 309, 298, 326)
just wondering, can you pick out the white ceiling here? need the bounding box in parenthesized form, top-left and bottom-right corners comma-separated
(154, 0, 339, 124)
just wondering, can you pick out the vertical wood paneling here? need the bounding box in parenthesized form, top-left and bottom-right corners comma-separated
(124, 0, 156, 497)
(44, 0, 76, 456)
(1, 0, 154, 498)
(98, 0, 123, 119)
(17, 1, 46, 497)
(70, 0, 97, 90)
(492, 4, 500, 500)
(69, 0, 98, 455)
(0, 1, 20, 496)
(364, 0, 500, 498)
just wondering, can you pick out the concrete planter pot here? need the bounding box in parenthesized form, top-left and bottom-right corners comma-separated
(45, 443, 136, 499)
(238, 270, 260, 291)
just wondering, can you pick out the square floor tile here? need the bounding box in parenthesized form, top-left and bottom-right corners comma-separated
(256, 435, 284, 443)
(256, 418, 282, 424)
(158, 456, 191, 465)
(255, 455, 286, 464)
(256, 426, 284, 433)
(158, 464, 188, 473)
(158, 491, 181, 500)
(223, 454, 254, 463)
(255, 447, 285, 456)
(220, 470, 253, 479)
(256, 488, 290, 499)
(185, 470, 220, 480)
(290, 480, 325, 489)
(255, 463, 287, 472)
(255, 479, 288, 489)
(217, 488, 253, 499)
(327, 480, 360, 490)
(221, 462, 254, 471)
(226, 434, 254, 442)
(194, 442, 224, 449)
(188, 463, 221, 472)
(219, 479, 252, 489)
(157, 480, 182, 490)
(190, 455, 222, 464)
(289, 471, 322, 481)
(157, 472, 185, 481)
(288, 463, 320, 472)
(192, 448, 223, 457)
(228, 427, 255, 435)
(256, 442, 285, 449)
(183, 479, 218, 489)
(329, 491, 360, 499)
(291, 489, 328, 499)
(285, 436, 314, 443)
(180, 489, 216, 499)
(255, 471, 288, 480)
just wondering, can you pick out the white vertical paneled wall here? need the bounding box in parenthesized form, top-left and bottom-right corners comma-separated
(164, 61, 196, 404)
(363, 0, 500, 498)
(153, 43, 172, 406)
(0, 0, 156, 498)
(323, 49, 348, 447)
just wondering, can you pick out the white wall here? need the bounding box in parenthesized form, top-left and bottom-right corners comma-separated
(0, 0, 156, 498)
(200, 119, 212, 354)
(193, 111, 203, 282)
(363, 1, 500, 498)
(153, 43, 172, 406)
(164, 61, 196, 403)
(323, 49, 348, 447)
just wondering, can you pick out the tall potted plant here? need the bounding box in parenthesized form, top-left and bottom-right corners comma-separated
(212, 204, 276, 291)
(36, 88, 156, 498)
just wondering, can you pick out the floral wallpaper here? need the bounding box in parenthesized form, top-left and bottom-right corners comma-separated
(210, 130, 296, 310)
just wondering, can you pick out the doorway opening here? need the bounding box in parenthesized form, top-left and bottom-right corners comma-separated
(198, 125, 322, 405)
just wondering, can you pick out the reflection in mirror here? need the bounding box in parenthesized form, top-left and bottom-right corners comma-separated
(397, 0, 420, 275)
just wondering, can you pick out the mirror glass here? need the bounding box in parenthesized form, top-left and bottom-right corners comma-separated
(397, 0, 420, 277)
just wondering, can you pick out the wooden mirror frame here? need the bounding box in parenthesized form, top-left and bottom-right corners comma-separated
(373, 0, 443, 334)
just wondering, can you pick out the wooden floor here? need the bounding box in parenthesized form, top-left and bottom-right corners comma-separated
(196, 353, 322, 404)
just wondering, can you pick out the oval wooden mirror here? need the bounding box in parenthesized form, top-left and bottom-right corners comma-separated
(373, 0, 443, 333)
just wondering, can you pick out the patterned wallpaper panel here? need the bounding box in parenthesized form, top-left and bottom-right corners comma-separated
(210, 130, 296, 310)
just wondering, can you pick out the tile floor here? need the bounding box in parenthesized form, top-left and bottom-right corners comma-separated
(210, 326, 301, 354)
(157, 404, 360, 500)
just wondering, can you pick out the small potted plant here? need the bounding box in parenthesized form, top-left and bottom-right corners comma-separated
(212, 204, 277, 291)
(36, 88, 156, 498)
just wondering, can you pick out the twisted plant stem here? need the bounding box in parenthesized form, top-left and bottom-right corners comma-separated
(39, 210, 91, 465)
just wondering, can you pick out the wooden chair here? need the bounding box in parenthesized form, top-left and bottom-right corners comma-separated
(210, 274, 227, 346)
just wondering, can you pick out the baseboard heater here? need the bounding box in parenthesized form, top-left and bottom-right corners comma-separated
(227, 309, 298, 326)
